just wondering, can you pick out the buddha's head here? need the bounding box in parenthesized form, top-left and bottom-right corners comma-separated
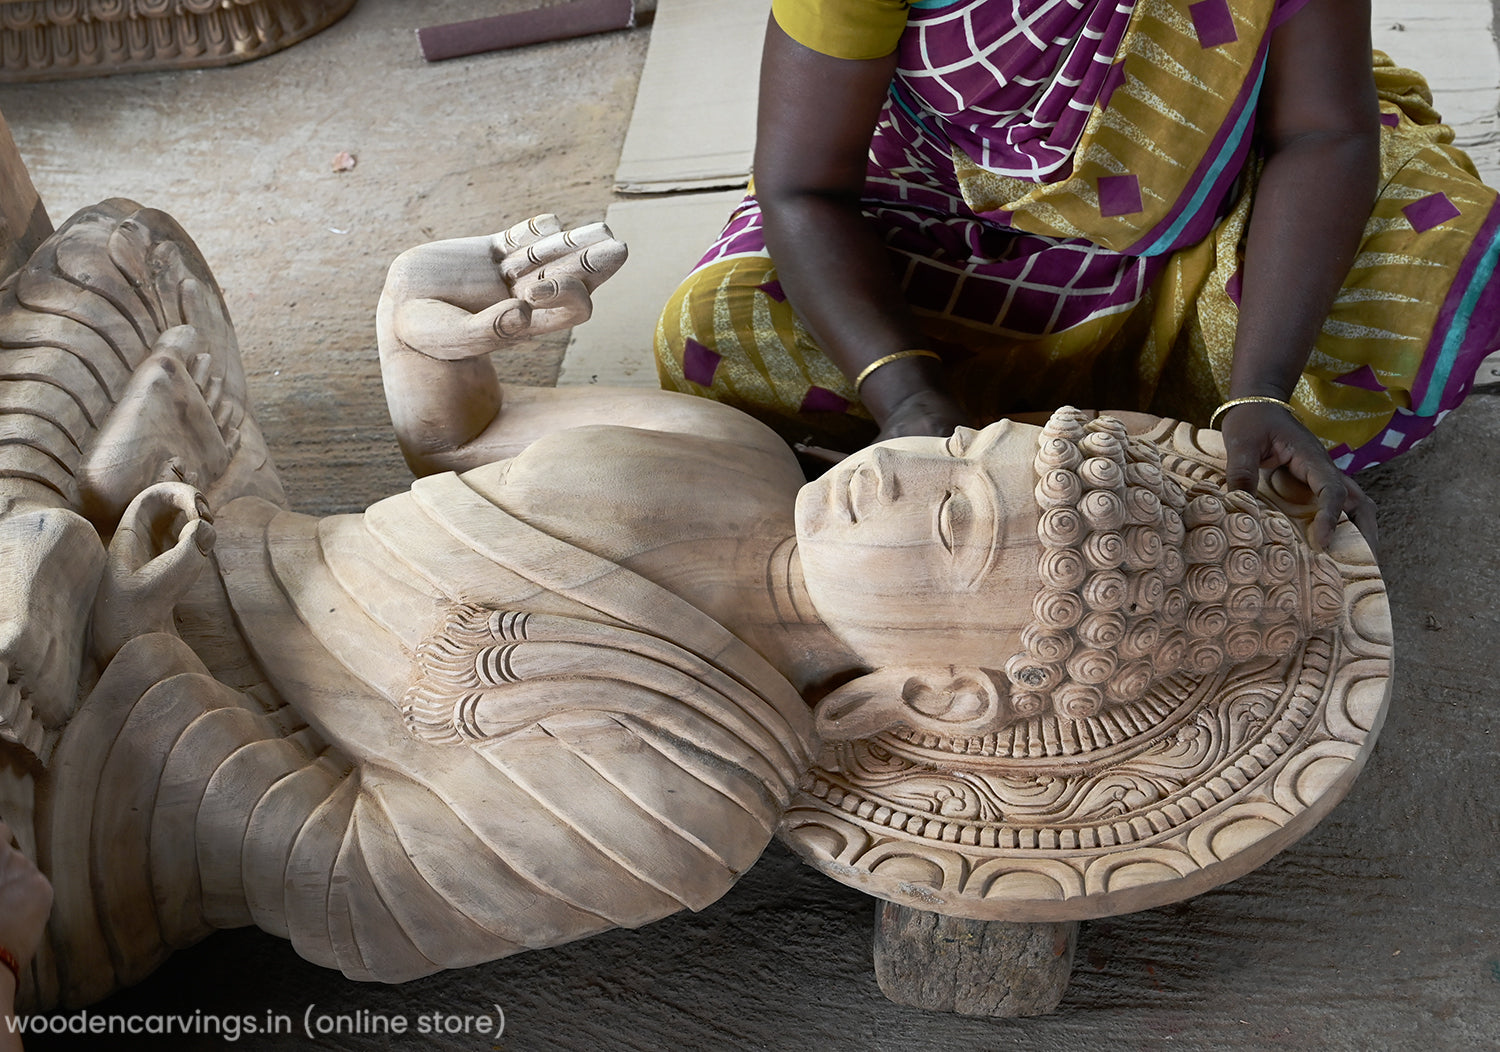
(796, 408, 1346, 743)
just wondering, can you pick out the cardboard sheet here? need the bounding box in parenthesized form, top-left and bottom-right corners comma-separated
(613, 0, 769, 193)
(560, 190, 743, 386)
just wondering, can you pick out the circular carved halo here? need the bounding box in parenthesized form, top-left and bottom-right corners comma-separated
(777, 417, 1393, 922)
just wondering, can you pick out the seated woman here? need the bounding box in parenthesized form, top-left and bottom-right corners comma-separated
(656, 0, 1494, 546)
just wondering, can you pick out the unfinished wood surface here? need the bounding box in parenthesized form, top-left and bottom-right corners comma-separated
(873, 902, 1078, 1018)
(0, 110, 47, 281)
(0, 0, 357, 83)
(0, 203, 1389, 1015)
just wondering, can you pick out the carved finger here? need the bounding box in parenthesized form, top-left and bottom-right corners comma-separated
(497, 224, 613, 285)
(122, 493, 213, 579)
(470, 297, 536, 342)
(519, 237, 628, 295)
(176, 276, 238, 389)
(189, 351, 214, 388)
(491, 214, 564, 258)
(94, 495, 213, 662)
(520, 275, 592, 333)
(153, 325, 208, 367)
(203, 374, 224, 413)
(113, 482, 210, 568)
(395, 297, 512, 360)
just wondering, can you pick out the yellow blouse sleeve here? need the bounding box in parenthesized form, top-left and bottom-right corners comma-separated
(771, 0, 910, 61)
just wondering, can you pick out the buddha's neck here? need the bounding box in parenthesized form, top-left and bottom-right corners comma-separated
(621, 532, 858, 697)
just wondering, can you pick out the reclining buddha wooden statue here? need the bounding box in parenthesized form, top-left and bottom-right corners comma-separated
(0, 199, 1390, 1017)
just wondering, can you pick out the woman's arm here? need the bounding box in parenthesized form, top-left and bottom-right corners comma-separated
(755, 15, 965, 441)
(1221, 0, 1380, 551)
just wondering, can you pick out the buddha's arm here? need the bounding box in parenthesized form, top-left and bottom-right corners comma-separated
(377, 217, 792, 474)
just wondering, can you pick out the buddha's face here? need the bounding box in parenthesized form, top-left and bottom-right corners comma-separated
(795, 421, 1044, 666)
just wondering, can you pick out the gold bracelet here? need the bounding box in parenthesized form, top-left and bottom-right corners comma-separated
(1210, 395, 1296, 430)
(0, 945, 18, 986)
(852, 349, 942, 392)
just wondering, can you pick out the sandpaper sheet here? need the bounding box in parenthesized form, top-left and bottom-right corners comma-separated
(418, 0, 636, 62)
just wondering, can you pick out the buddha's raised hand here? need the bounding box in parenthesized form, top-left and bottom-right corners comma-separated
(380, 214, 627, 361)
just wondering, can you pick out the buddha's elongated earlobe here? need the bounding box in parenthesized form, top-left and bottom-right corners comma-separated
(814, 666, 1009, 742)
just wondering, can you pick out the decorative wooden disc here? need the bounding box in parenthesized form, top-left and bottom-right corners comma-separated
(0, 0, 357, 83)
(779, 417, 1392, 922)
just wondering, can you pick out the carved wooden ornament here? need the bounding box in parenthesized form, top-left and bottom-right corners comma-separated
(0, 0, 356, 82)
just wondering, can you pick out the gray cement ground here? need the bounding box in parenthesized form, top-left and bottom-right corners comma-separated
(4, 2, 1499, 1048)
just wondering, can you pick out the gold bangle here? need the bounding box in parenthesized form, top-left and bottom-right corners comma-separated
(852, 349, 942, 392)
(0, 945, 19, 986)
(1209, 395, 1296, 430)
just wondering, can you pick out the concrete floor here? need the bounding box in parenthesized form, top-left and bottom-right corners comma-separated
(4, 1, 1500, 1049)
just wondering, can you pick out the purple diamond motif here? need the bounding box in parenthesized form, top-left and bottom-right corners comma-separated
(1380, 112, 1401, 128)
(1097, 174, 1144, 218)
(1189, 0, 1238, 47)
(800, 386, 850, 414)
(758, 279, 787, 302)
(1225, 266, 1243, 307)
(682, 338, 722, 387)
(1334, 364, 1387, 392)
(1404, 192, 1461, 233)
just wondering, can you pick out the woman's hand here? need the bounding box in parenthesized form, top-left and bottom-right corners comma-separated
(1220, 402, 1378, 556)
(857, 352, 967, 442)
(872, 387, 967, 442)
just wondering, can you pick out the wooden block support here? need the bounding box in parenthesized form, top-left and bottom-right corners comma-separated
(0, 111, 50, 280)
(872, 901, 1079, 1018)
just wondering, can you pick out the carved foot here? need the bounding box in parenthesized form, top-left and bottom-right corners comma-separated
(871, 901, 1078, 1018)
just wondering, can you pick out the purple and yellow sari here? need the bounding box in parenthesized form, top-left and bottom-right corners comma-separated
(655, 0, 1500, 470)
